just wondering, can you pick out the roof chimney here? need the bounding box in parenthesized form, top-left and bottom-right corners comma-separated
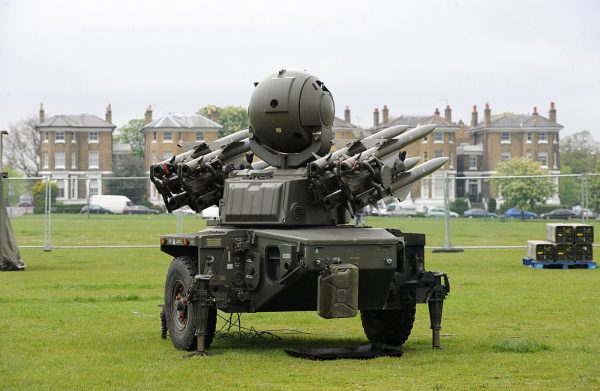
(382, 105, 389, 124)
(484, 103, 491, 125)
(105, 104, 112, 125)
(144, 105, 153, 125)
(532, 106, 538, 116)
(373, 108, 380, 128)
(444, 105, 452, 122)
(39, 103, 45, 124)
(344, 106, 351, 123)
(549, 101, 557, 122)
(471, 105, 478, 127)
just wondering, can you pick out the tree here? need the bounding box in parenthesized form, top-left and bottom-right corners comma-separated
(560, 131, 599, 174)
(31, 180, 57, 214)
(197, 105, 248, 137)
(4, 116, 40, 176)
(559, 131, 600, 207)
(106, 154, 147, 205)
(115, 119, 145, 158)
(493, 157, 554, 219)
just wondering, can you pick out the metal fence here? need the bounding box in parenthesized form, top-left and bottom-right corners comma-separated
(3, 173, 599, 251)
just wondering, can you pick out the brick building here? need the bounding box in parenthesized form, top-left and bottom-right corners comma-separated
(37, 104, 115, 203)
(457, 102, 563, 204)
(140, 106, 222, 201)
(370, 105, 467, 210)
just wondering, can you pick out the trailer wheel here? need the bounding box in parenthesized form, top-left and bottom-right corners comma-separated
(164, 256, 216, 351)
(360, 295, 416, 346)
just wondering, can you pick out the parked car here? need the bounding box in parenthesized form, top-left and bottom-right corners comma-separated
(425, 207, 459, 218)
(539, 208, 577, 220)
(80, 204, 113, 214)
(463, 208, 496, 218)
(386, 202, 417, 217)
(123, 205, 160, 214)
(18, 195, 33, 207)
(502, 208, 538, 220)
(363, 204, 390, 217)
(573, 208, 596, 219)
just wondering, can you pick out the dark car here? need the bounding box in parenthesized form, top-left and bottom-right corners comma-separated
(463, 208, 496, 218)
(123, 205, 160, 215)
(539, 208, 577, 220)
(80, 204, 113, 214)
(502, 208, 538, 220)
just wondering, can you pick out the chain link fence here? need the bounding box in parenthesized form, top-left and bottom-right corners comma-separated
(3, 174, 599, 250)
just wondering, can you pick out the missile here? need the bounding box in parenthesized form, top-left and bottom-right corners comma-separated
(154, 128, 250, 171)
(390, 157, 449, 198)
(374, 124, 436, 159)
(310, 124, 409, 171)
(181, 138, 251, 173)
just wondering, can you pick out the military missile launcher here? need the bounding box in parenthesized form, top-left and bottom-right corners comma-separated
(151, 70, 450, 353)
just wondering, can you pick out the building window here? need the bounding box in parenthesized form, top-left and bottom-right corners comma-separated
(56, 180, 65, 199)
(70, 177, 77, 199)
(89, 151, 99, 169)
(500, 152, 511, 161)
(55, 151, 65, 169)
(538, 151, 548, 167)
(538, 132, 547, 143)
(89, 132, 99, 143)
(43, 151, 49, 168)
(469, 155, 477, 170)
(526, 132, 532, 143)
(434, 150, 443, 158)
(196, 131, 204, 142)
(55, 132, 65, 143)
(152, 131, 157, 142)
(448, 132, 454, 144)
(422, 135, 428, 143)
(88, 179, 99, 197)
(71, 131, 76, 143)
(500, 132, 511, 144)
(434, 132, 443, 144)
(43, 131, 49, 143)
(527, 152, 532, 160)
(71, 152, 77, 169)
(163, 131, 173, 142)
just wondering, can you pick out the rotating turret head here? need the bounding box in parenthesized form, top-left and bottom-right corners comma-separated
(248, 69, 334, 168)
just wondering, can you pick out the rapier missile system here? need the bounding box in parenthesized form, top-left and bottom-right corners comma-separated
(151, 69, 450, 353)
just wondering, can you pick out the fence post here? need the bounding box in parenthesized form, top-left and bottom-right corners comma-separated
(43, 175, 53, 251)
(432, 173, 463, 253)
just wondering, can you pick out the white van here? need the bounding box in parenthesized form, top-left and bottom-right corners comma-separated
(89, 195, 132, 214)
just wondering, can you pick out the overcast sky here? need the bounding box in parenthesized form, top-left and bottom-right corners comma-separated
(1, 0, 599, 140)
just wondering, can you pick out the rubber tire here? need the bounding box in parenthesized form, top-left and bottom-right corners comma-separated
(360, 295, 416, 346)
(164, 255, 217, 351)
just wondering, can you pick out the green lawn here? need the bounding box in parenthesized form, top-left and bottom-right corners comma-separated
(1, 215, 599, 390)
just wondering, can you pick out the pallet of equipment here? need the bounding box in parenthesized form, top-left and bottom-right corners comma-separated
(546, 224, 574, 244)
(527, 240, 555, 261)
(523, 258, 597, 270)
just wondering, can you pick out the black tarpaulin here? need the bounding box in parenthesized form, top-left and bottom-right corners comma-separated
(0, 175, 25, 271)
(284, 344, 403, 360)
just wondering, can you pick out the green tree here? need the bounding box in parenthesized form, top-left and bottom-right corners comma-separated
(559, 131, 599, 207)
(493, 157, 554, 219)
(31, 180, 57, 214)
(107, 154, 147, 205)
(560, 130, 599, 174)
(197, 105, 248, 137)
(115, 119, 145, 158)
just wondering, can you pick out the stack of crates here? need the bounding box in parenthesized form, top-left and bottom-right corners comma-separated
(524, 223, 595, 269)
(546, 223, 594, 261)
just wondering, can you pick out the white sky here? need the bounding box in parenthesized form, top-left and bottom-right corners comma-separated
(1, 0, 599, 139)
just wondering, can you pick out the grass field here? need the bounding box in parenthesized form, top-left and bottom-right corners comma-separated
(1, 215, 599, 390)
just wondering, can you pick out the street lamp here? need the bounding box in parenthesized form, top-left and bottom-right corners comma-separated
(0, 130, 8, 172)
